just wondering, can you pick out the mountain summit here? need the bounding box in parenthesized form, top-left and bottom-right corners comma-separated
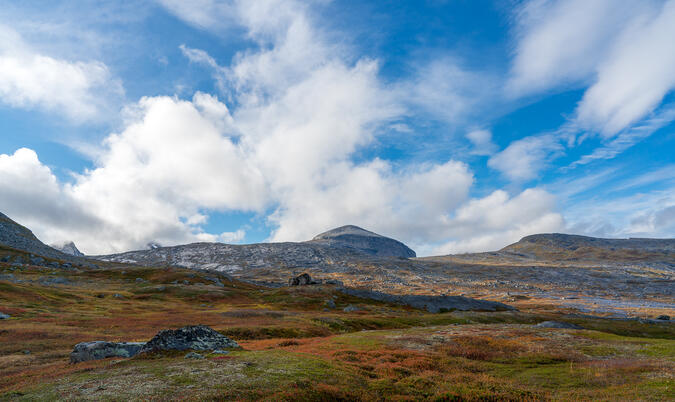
(311, 225, 416, 258)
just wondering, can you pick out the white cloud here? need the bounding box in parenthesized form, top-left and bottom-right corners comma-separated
(0, 0, 566, 256)
(576, 0, 675, 136)
(155, 0, 235, 30)
(220, 229, 246, 243)
(510, 0, 675, 137)
(466, 129, 497, 156)
(431, 189, 565, 254)
(488, 134, 564, 181)
(508, 0, 637, 96)
(0, 24, 122, 121)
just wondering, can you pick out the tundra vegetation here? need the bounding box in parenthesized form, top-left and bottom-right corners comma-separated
(0, 247, 673, 401)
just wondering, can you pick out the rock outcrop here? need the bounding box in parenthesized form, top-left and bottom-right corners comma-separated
(139, 325, 239, 353)
(311, 225, 416, 258)
(70, 341, 145, 363)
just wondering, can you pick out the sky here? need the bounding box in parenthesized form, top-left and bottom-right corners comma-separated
(0, 0, 674, 256)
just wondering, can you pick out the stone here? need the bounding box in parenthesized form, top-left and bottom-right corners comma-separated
(0, 312, 10, 319)
(70, 341, 145, 363)
(212, 349, 229, 355)
(289, 273, 313, 286)
(343, 304, 360, 312)
(184, 352, 205, 359)
(113, 293, 124, 299)
(135, 278, 145, 283)
(536, 321, 584, 329)
(656, 315, 670, 321)
(139, 325, 239, 353)
(325, 299, 336, 309)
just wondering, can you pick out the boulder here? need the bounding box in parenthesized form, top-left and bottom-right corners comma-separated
(289, 273, 313, 286)
(70, 341, 145, 363)
(184, 352, 205, 359)
(343, 304, 360, 312)
(656, 315, 670, 321)
(536, 321, 584, 329)
(0, 312, 10, 319)
(139, 325, 239, 353)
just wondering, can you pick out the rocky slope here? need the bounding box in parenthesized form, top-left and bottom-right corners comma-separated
(0, 212, 76, 261)
(97, 225, 416, 273)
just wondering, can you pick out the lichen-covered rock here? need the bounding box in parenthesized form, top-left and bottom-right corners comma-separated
(70, 341, 145, 363)
(139, 325, 239, 353)
(536, 321, 584, 329)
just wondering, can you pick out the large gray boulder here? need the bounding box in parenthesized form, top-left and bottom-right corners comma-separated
(70, 341, 145, 363)
(139, 325, 239, 353)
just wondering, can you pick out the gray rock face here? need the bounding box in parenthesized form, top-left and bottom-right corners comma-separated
(536, 321, 584, 329)
(338, 288, 514, 313)
(70, 341, 145, 363)
(51, 241, 84, 257)
(139, 325, 239, 353)
(312, 225, 416, 258)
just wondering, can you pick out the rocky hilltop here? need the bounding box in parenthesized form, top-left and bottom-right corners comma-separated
(311, 225, 416, 258)
(499, 233, 675, 266)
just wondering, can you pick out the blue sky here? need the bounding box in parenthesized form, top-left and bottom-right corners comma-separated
(0, 0, 674, 255)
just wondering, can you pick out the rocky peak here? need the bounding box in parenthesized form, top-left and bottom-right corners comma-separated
(310, 225, 416, 258)
(52, 241, 84, 257)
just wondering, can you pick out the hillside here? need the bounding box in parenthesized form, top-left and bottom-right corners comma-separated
(97, 225, 416, 275)
(422, 233, 675, 269)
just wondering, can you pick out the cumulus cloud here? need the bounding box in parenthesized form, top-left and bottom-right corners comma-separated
(0, 24, 122, 121)
(488, 134, 564, 181)
(465, 129, 497, 156)
(0, 0, 566, 255)
(431, 189, 565, 254)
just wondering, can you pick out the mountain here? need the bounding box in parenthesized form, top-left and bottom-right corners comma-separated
(51, 241, 85, 257)
(310, 225, 416, 258)
(97, 226, 416, 274)
(0, 212, 73, 261)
